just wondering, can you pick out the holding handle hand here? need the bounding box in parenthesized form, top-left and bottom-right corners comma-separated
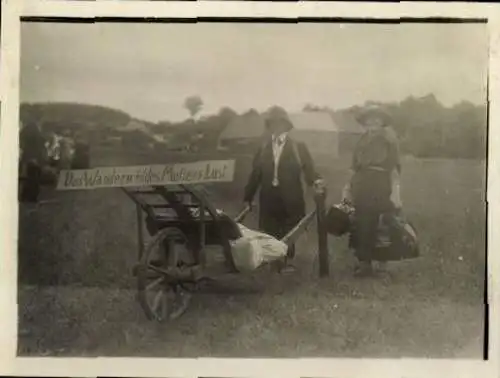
(313, 178, 326, 195)
(235, 202, 253, 223)
(341, 181, 353, 206)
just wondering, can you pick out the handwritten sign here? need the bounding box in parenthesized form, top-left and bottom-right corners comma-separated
(56, 160, 235, 190)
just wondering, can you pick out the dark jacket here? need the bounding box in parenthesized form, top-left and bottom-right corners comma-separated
(350, 126, 401, 261)
(352, 126, 401, 174)
(244, 136, 319, 225)
(20, 124, 46, 164)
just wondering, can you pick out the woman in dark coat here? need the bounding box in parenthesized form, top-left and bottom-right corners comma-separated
(348, 105, 401, 277)
(243, 106, 321, 271)
(19, 122, 46, 203)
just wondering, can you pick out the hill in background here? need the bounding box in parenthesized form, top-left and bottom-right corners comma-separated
(21, 102, 133, 132)
(20, 95, 488, 160)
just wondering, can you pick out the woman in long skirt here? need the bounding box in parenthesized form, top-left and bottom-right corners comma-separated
(347, 105, 401, 277)
(19, 122, 46, 203)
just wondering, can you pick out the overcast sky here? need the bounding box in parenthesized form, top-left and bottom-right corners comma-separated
(21, 21, 488, 123)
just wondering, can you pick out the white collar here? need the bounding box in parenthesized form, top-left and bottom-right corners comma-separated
(273, 132, 288, 144)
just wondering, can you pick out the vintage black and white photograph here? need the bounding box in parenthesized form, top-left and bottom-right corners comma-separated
(16, 20, 487, 359)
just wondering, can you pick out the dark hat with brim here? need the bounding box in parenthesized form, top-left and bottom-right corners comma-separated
(264, 106, 294, 131)
(356, 105, 391, 127)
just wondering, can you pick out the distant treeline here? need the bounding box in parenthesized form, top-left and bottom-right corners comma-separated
(20, 94, 487, 160)
(305, 94, 487, 160)
(21, 102, 132, 131)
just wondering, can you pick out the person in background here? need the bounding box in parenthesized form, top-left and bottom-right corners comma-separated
(19, 122, 46, 203)
(60, 129, 75, 169)
(243, 106, 322, 272)
(346, 104, 401, 277)
(45, 131, 62, 169)
(72, 132, 91, 169)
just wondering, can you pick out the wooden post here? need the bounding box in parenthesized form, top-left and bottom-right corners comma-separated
(199, 200, 206, 266)
(136, 203, 144, 261)
(315, 185, 329, 277)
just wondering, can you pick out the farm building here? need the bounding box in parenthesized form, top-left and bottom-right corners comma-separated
(109, 118, 159, 150)
(330, 110, 365, 155)
(288, 111, 365, 157)
(115, 118, 171, 144)
(217, 110, 267, 152)
(217, 109, 365, 157)
(288, 112, 339, 157)
(116, 118, 150, 134)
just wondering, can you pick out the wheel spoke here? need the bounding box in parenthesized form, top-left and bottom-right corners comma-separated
(147, 264, 171, 276)
(146, 276, 164, 291)
(151, 290, 163, 315)
(138, 227, 196, 322)
(142, 265, 167, 282)
(169, 289, 192, 320)
(160, 291, 169, 319)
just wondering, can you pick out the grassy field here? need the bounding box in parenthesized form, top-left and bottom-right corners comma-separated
(17, 152, 486, 358)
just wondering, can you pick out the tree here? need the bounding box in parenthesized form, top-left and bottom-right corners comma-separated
(217, 107, 238, 125)
(157, 120, 176, 128)
(345, 94, 486, 160)
(303, 104, 331, 112)
(218, 106, 237, 117)
(184, 95, 203, 120)
(303, 104, 317, 112)
(122, 130, 153, 150)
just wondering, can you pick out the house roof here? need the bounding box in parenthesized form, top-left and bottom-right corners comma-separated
(219, 111, 267, 140)
(288, 112, 335, 132)
(117, 118, 149, 133)
(219, 109, 364, 141)
(291, 110, 364, 134)
(330, 110, 365, 133)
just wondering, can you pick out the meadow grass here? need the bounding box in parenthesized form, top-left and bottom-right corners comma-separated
(17, 154, 486, 357)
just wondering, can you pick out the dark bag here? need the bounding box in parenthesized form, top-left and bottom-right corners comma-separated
(325, 202, 355, 236)
(72, 142, 90, 169)
(371, 213, 419, 261)
(349, 211, 419, 262)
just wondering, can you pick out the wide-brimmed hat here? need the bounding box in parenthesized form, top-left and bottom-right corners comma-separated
(356, 105, 391, 127)
(264, 106, 294, 131)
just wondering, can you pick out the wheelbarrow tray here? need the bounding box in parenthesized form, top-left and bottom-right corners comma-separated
(144, 208, 243, 245)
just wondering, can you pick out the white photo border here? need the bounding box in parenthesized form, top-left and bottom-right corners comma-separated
(1, 1, 499, 377)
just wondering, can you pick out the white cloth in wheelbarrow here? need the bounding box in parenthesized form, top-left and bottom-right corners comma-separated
(230, 224, 288, 272)
(214, 210, 288, 272)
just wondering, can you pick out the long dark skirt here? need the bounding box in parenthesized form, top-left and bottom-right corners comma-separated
(259, 187, 303, 259)
(350, 169, 393, 262)
(20, 161, 42, 203)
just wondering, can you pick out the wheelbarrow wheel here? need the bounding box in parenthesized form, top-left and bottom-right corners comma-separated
(136, 227, 195, 322)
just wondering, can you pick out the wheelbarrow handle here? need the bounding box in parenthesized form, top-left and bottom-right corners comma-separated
(234, 204, 252, 223)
